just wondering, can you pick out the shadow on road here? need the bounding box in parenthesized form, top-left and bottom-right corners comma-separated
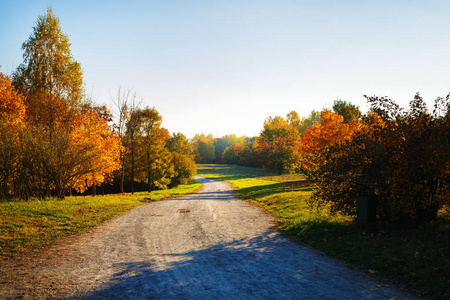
(67, 231, 410, 300)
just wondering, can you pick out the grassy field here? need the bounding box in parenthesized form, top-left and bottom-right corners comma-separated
(0, 181, 202, 258)
(197, 164, 450, 299)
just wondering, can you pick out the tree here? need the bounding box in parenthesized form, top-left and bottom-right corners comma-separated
(132, 107, 173, 191)
(11, 8, 88, 199)
(10, 8, 122, 199)
(13, 8, 84, 133)
(166, 132, 194, 156)
(112, 87, 134, 193)
(166, 133, 196, 187)
(192, 133, 213, 141)
(302, 109, 359, 155)
(286, 110, 300, 129)
(332, 99, 361, 123)
(0, 73, 26, 198)
(294, 110, 321, 136)
(192, 138, 216, 163)
(213, 137, 230, 163)
(222, 142, 254, 166)
(254, 116, 301, 174)
(70, 111, 122, 194)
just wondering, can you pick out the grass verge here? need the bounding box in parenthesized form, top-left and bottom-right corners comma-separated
(0, 180, 202, 258)
(197, 164, 450, 299)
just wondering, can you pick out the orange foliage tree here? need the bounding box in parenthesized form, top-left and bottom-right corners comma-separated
(300, 109, 359, 173)
(70, 111, 122, 193)
(0, 73, 26, 198)
(302, 109, 359, 154)
(5, 8, 123, 198)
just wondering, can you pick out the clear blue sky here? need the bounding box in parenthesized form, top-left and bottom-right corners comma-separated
(1, 0, 449, 138)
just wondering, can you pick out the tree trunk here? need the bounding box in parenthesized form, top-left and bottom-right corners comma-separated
(120, 164, 125, 193)
(131, 138, 134, 194)
(92, 184, 96, 197)
(147, 149, 151, 192)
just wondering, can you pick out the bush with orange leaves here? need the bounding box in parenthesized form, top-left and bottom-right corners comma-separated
(310, 94, 449, 225)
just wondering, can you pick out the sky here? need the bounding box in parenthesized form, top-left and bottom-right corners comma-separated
(1, 0, 450, 138)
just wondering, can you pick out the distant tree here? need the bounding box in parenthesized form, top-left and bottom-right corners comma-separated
(166, 133, 196, 187)
(213, 137, 229, 163)
(296, 110, 321, 136)
(192, 138, 216, 163)
(332, 99, 361, 123)
(192, 133, 213, 141)
(254, 116, 301, 174)
(222, 142, 254, 166)
(286, 110, 300, 129)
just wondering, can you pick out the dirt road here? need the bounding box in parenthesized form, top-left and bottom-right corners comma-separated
(1, 176, 415, 299)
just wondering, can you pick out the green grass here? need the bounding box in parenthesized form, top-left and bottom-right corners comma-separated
(197, 164, 450, 299)
(0, 180, 202, 258)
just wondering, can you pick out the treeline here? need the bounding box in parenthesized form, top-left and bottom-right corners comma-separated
(0, 8, 195, 200)
(190, 134, 257, 167)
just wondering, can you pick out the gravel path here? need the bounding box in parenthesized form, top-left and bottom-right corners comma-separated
(1, 176, 415, 299)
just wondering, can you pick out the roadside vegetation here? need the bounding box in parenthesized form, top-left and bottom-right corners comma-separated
(0, 8, 196, 201)
(0, 181, 201, 258)
(197, 164, 450, 299)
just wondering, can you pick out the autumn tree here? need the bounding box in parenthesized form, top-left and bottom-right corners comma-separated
(70, 111, 122, 194)
(302, 109, 359, 155)
(254, 116, 301, 174)
(165, 133, 196, 187)
(0, 73, 26, 198)
(10, 8, 122, 198)
(131, 107, 173, 191)
(286, 110, 301, 129)
(311, 94, 449, 224)
(165, 132, 194, 156)
(13, 8, 84, 133)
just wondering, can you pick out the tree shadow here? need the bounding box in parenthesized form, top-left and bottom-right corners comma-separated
(238, 181, 315, 200)
(167, 190, 237, 202)
(66, 231, 409, 300)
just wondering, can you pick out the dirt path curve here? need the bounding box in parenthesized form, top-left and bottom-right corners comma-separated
(1, 176, 415, 299)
